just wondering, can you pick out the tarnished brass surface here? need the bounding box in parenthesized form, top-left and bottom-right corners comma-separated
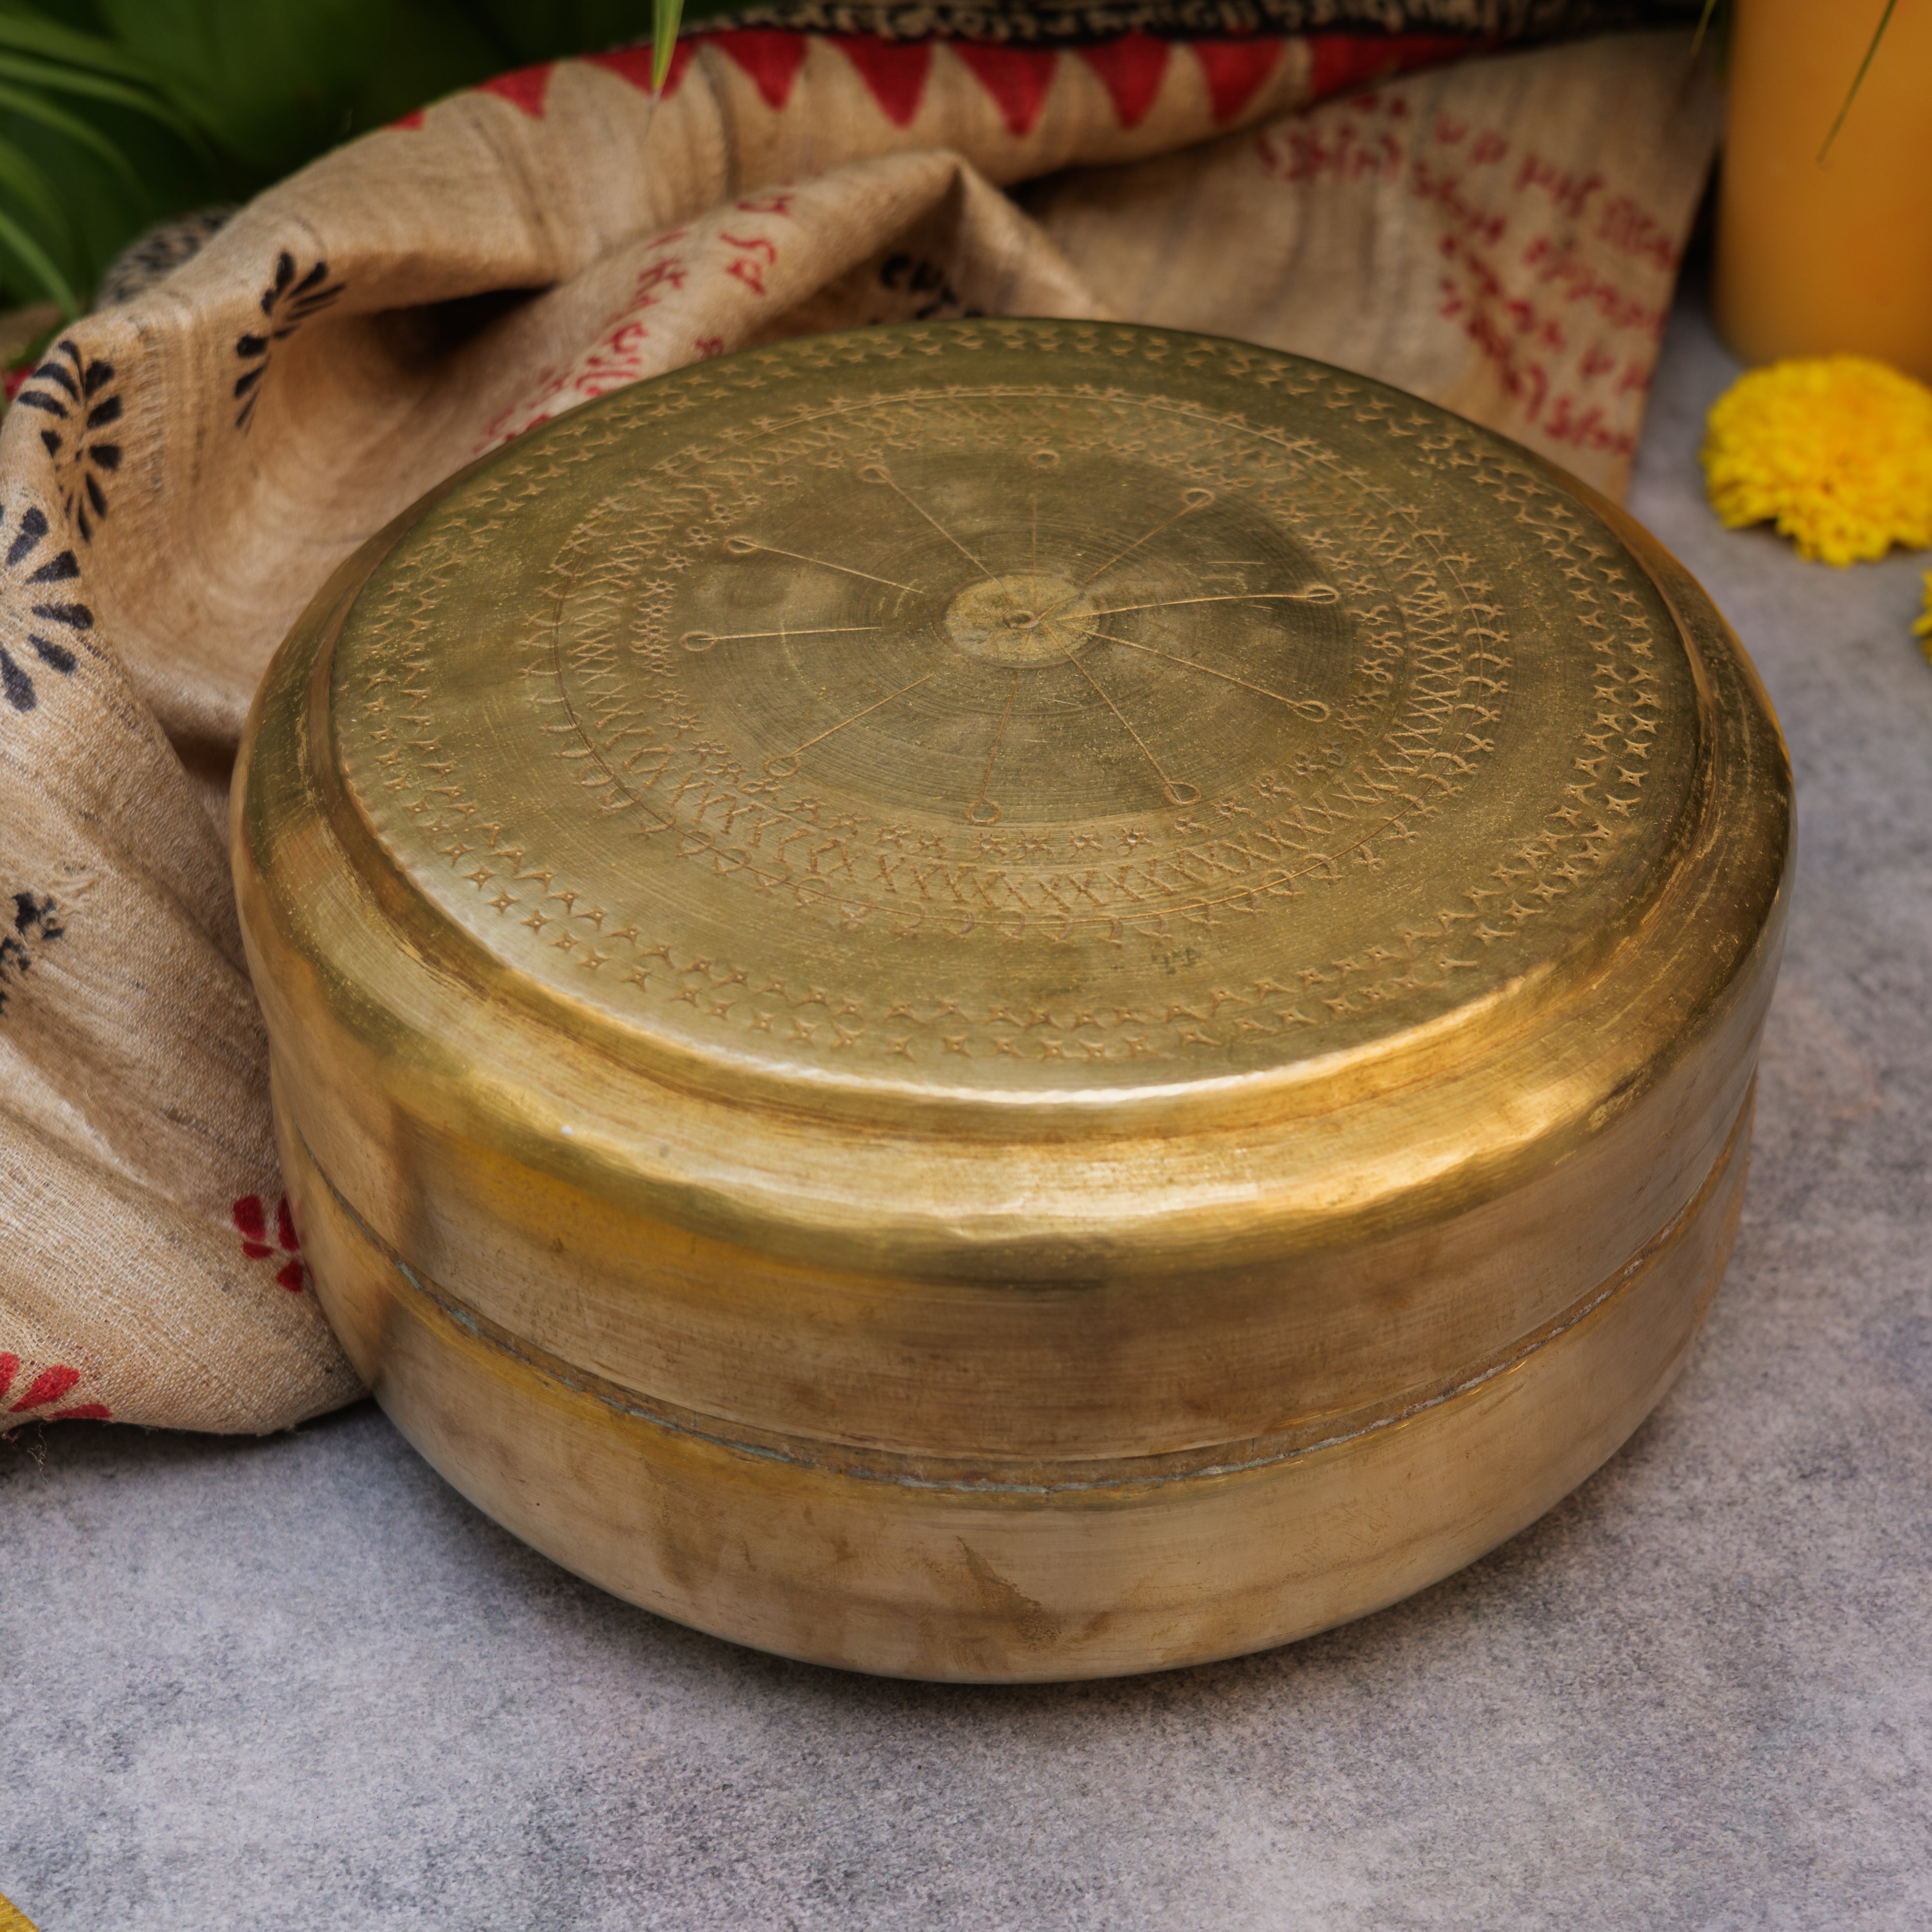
(233, 321, 1793, 1681)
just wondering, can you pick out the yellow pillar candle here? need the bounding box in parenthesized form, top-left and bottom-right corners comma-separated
(1714, 0, 1932, 380)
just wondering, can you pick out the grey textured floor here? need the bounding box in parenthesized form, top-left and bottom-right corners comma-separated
(6, 290, 1932, 1932)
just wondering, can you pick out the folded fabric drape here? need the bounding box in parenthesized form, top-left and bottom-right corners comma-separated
(0, 23, 1717, 1434)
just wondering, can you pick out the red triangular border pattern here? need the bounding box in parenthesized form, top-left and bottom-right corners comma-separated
(952, 43, 1058, 139)
(410, 29, 1483, 148)
(715, 28, 811, 112)
(476, 63, 555, 118)
(584, 40, 697, 100)
(830, 36, 934, 128)
(1075, 34, 1171, 130)
(1192, 39, 1283, 125)
(1307, 31, 1484, 101)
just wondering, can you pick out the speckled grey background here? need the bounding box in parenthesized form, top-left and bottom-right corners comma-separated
(4, 284, 1930, 1932)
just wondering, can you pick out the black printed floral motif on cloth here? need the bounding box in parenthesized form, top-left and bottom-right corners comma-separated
(0, 889, 64, 1017)
(878, 253, 985, 321)
(0, 497, 88, 714)
(234, 252, 346, 430)
(9, 338, 121, 544)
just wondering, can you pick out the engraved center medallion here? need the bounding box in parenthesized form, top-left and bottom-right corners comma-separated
(333, 323, 1700, 1096)
(943, 571, 1097, 667)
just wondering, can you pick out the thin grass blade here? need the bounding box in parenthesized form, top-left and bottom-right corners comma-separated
(0, 79, 145, 193)
(1820, 0, 1898, 161)
(651, 0, 685, 95)
(0, 49, 205, 141)
(0, 14, 162, 85)
(0, 130, 71, 244)
(0, 195, 77, 314)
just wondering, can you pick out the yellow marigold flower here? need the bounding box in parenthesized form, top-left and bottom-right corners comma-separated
(1702, 354, 1932, 566)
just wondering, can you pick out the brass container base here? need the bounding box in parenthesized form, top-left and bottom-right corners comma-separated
(284, 1080, 1750, 1683)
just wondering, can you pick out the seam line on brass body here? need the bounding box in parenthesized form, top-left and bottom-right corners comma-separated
(298, 1087, 1747, 1497)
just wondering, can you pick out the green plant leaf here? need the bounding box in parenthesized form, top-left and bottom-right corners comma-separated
(457, 1, 655, 64)
(345, 0, 514, 133)
(0, 125, 70, 243)
(0, 12, 166, 84)
(0, 78, 145, 191)
(652, 0, 682, 90)
(0, 95, 221, 305)
(0, 190, 76, 312)
(1819, 0, 1897, 161)
(0, 48, 205, 145)
(97, 0, 390, 177)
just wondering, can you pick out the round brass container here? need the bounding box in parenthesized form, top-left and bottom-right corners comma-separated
(234, 321, 1791, 1682)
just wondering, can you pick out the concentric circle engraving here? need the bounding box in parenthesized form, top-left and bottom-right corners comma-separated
(943, 573, 1099, 668)
(333, 323, 1699, 1093)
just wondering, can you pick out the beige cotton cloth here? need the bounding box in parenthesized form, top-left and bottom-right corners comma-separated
(0, 26, 1719, 1433)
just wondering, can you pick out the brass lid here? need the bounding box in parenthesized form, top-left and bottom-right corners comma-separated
(242, 321, 1790, 1297)
(318, 322, 1719, 1118)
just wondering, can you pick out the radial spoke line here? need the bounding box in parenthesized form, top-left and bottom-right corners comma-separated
(1053, 641, 1195, 805)
(765, 669, 939, 774)
(684, 624, 882, 648)
(1086, 628, 1332, 722)
(1029, 460, 1040, 608)
(969, 672, 1021, 823)
(1082, 590, 1336, 617)
(724, 537, 916, 591)
(1028, 491, 1206, 618)
(1074, 500, 1206, 586)
(865, 466, 997, 581)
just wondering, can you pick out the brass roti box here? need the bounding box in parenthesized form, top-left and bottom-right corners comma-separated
(234, 321, 1791, 1682)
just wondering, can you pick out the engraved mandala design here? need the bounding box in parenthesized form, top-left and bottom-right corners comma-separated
(337, 325, 1695, 1088)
